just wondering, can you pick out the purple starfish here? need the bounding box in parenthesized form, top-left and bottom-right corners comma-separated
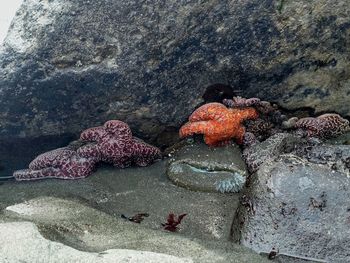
(78, 120, 161, 167)
(285, 114, 350, 139)
(223, 96, 261, 108)
(13, 146, 98, 181)
(223, 97, 287, 144)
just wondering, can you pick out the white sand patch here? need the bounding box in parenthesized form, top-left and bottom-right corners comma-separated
(0, 222, 193, 263)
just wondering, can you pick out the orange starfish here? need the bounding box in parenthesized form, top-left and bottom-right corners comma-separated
(179, 103, 259, 146)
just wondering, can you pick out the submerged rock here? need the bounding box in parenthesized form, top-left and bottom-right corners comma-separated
(0, 222, 192, 263)
(2, 196, 268, 263)
(167, 142, 247, 193)
(232, 144, 350, 262)
(1, 0, 350, 149)
(0, 160, 239, 242)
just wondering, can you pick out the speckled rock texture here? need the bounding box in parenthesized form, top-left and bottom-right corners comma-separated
(232, 144, 350, 262)
(295, 143, 350, 177)
(242, 133, 300, 173)
(1, 0, 350, 173)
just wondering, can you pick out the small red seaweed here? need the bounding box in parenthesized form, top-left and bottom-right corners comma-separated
(162, 213, 187, 232)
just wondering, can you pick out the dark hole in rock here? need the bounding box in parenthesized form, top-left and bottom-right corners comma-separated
(155, 126, 180, 151)
(202, 83, 237, 103)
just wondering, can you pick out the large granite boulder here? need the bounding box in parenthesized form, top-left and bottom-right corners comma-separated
(231, 143, 350, 262)
(1, 0, 350, 172)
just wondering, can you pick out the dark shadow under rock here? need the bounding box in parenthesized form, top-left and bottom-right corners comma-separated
(0, 134, 76, 178)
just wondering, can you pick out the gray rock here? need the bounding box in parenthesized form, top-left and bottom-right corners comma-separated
(167, 141, 247, 193)
(0, 221, 192, 263)
(2, 196, 268, 263)
(231, 145, 350, 262)
(1, 0, 350, 148)
(326, 131, 350, 145)
(295, 143, 350, 177)
(242, 133, 300, 173)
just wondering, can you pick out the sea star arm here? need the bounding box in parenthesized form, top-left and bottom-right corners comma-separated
(223, 97, 261, 108)
(13, 167, 65, 181)
(294, 117, 319, 129)
(232, 107, 259, 122)
(23, 156, 95, 180)
(235, 126, 246, 145)
(189, 103, 229, 122)
(131, 138, 162, 166)
(29, 148, 76, 170)
(318, 114, 350, 135)
(104, 120, 133, 141)
(80, 126, 106, 143)
(242, 132, 258, 147)
(294, 118, 321, 137)
(77, 143, 102, 161)
(61, 156, 97, 179)
(179, 120, 218, 138)
(298, 115, 349, 138)
(203, 135, 231, 147)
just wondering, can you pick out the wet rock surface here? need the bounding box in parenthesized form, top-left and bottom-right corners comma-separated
(0, 221, 192, 263)
(167, 141, 247, 193)
(326, 131, 350, 145)
(0, 159, 268, 263)
(232, 140, 350, 262)
(242, 133, 301, 173)
(296, 143, 350, 176)
(1, 0, 350, 154)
